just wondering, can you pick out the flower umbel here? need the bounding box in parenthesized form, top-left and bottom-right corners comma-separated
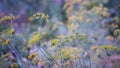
(12, 63, 18, 68)
(9, 28, 15, 35)
(28, 33, 41, 45)
(50, 39, 60, 46)
(0, 14, 15, 24)
(28, 52, 38, 60)
(2, 39, 11, 46)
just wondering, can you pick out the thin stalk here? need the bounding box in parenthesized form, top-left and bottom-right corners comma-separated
(81, 52, 84, 68)
(41, 47, 60, 66)
(88, 52, 91, 68)
(70, 60, 74, 68)
(8, 43, 24, 68)
(102, 57, 110, 68)
(60, 46, 63, 68)
(78, 58, 82, 68)
(38, 47, 56, 64)
(75, 59, 77, 68)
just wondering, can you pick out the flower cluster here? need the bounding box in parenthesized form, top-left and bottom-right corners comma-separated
(114, 29, 120, 36)
(28, 33, 41, 45)
(60, 47, 80, 59)
(68, 23, 79, 31)
(28, 52, 38, 60)
(92, 4, 110, 17)
(11, 63, 18, 68)
(2, 39, 11, 46)
(0, 14, 15, 24)
(50, 39, 60, 46)
(101, 45, 120, 56)
(9, 28, 15, 35)
(29, 12, 49, 22)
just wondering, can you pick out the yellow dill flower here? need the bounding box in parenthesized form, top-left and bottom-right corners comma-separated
(31, 61, 35, 64)
(57, 36, 65, 39)
(114, 29, 120, 35)
(0, 14, 15, 24)
(33, 12, 41, 19)
(69, 48, 79, 53)
(40, 13, 45, 20)
(51, 39, 60, 46)
(64, 51, 70, 58)
(12, 63, 18, 68)
(60, 48, 71, 59)
(60, 47, 80, 59)
(100, 45, 120, 55)
(28, 52, 38, 59)
(101, 45, 117, 50)
(28, 33, 41, 45)
(32, 12, 49, 22)
(69, 48, 80, 59)
(9, 28, 15, 34)
(2, 39, 11, 46)
(60, 48, 66, 53)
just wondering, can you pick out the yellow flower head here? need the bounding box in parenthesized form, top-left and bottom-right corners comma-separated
(60, 48, 70, 59)
(64, 51, 70, 59)
(9, 28, 15, 34)
(2, 39, 11, 46)
(12, 63, 18, 68)
(68, 23, 77, 31)
(28, 33, 41, 45)
(32, 12, 49, 22)
(0, 14, 15, 24)
(114, 29, 120, 35)
(28, 52, 38, 60)
(50, 39, 60, 46)
(60, 47, 80, 59)
(57, 36, 65, 39)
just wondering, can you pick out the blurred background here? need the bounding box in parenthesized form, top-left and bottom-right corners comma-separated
(0, 0, 120, 68)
